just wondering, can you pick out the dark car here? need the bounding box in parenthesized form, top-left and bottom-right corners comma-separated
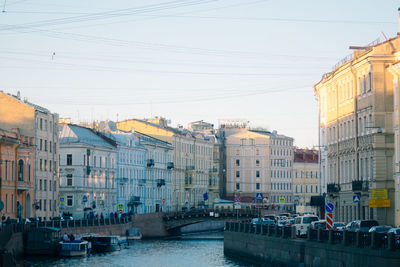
(388, 228, 400, 248)
(348, 220, 379, 232)
(369, 225, 392, 233)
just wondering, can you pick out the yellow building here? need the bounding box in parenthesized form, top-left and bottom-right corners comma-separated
(0, 91, 35, 219)
(314, 37, 400, 225)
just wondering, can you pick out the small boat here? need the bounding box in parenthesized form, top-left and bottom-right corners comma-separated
(26, 227, 61, 255)
(127, 227, 142, 240)
(59, 240, 90, 257)
(82, 236, 120, 253)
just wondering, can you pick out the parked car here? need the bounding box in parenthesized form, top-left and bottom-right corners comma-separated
(29, 217, 40, 223)
(279, 213, 291, 218)
(388, 228, 400, 248)
(294, 215, 319, 237)
(287, 219, 295, 226)
(261, 219, 275, 225)
(251, 218, 263, 225)
(62, 216, 74, 221)
(263, 215, 276, 222)
(368, 225, 392, 233)
(347, 220, 379, 232)
(277, 220, 288, 227)
(51, 217, 64, 221)
(4, 218, 19, 225)
(309, 220, 327, 230)
(332, 222, 345, 231)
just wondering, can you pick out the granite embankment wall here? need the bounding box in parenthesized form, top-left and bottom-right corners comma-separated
(224, 224, 400, 267)
(131, 213, 169, 238)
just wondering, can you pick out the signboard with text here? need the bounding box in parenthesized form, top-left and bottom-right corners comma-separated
(369, 199, 390, 208)
(372, 189, 388, 200)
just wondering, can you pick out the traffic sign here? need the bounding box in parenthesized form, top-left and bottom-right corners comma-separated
(325, 203, 334, 213)
(234, 196, 241, 203)
(117, 203, 124, 210)
(256, 193, 263, 201)
(353, 195, 360, 203)
(82, 195, 88, 203)
(162, 198, 166, 204)
(119, 209, 123, 214)
(326, 213, 333, 229)
(59, 196, 65, 203)
(279, 197, 285, 204)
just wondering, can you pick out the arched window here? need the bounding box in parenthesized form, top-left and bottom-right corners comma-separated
(18, 159, 24, 181)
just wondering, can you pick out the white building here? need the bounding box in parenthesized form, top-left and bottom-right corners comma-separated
(137, 132, 173, 213)
(59, 124, 117, 219)
(107, 131, 146, 214)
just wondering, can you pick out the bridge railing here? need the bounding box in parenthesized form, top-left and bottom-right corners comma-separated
(163, 208, 257, 221)
(24, 216, 133, 230)
(225, 221, 400, 251)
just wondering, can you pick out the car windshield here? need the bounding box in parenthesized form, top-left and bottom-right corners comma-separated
(303, 217, 319, 224)
(333, 223, 344, 227)
(360, 220, 378, 228)
(375, 227, 391, 233)
(393, 229, 400, 234)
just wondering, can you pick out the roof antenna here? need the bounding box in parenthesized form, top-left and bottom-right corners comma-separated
(2, 0, 6, 13)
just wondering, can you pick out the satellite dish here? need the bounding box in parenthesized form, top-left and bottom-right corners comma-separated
(108, 121, 117, 132)
(99, 121, 106, 131)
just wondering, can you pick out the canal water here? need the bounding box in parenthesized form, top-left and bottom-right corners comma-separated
(25, 232, 256, 267)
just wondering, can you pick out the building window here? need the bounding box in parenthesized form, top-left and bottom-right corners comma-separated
(235, 159, 240, 166)
(256, 183, 260, 190)
(49, 200, 52, 211)
(256, 170, 260, 178)
(39, 179, 42, 190)
(43, 200, 47, 211)
(67, 174, 73, 186)
(236, 171, 240, 178)
(256, 159, 260, 166)
(40, 139, 42, 150)
(44, 160, 47, 171)
(18, 159, 24, 181)
(50, 141, 52, 152)
(40, 118, 43, 130)
(67, 154, 72, 166)
(49, 180, 52, 191)
(209, 175, 212, 186)
(44, 140, 47, 151)
(236, 183, 240, 190)
(44, 180, 47, 191)
(67, 196, 73, 207)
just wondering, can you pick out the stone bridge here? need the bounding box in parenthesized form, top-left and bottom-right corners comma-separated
(162, 209, 257, 231)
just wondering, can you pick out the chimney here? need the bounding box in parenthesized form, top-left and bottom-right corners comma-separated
(398, 7, 400, 35)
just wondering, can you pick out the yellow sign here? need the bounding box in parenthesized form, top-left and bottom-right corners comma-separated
(117, 203, 124, 210)
(59, 196, 65, 203)
(279, 197, 285, 204)
(369, 199, 390, 208)
(372, 189, 388, 200)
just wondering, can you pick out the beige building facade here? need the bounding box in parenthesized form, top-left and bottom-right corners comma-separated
(314, 37, 400, 225)
(292, 149, 320, 215)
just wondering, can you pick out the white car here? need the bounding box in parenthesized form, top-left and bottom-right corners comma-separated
(294, 215, 319, 237)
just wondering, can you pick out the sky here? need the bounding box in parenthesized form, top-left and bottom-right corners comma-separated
(0, 0, 399, 147)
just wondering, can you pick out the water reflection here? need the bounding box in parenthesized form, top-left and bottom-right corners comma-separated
(25, 233, 252, 267)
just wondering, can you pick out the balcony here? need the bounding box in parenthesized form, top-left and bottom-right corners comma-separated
(327, 183, 340, 193)
(86, 166, 91, 175)
(185, 165, 195, 171)
(352, 180, 369, 191)
(156, 179, 166, 187)
(17, 180, 33, 192)
(167, 162, 174, 169)
(209, 167, 218, 173)
(147, 159, 155, 167)
(128, 196, 141, 206)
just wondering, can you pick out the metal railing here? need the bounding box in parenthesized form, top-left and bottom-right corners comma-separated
(225, 222, 400, 251)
